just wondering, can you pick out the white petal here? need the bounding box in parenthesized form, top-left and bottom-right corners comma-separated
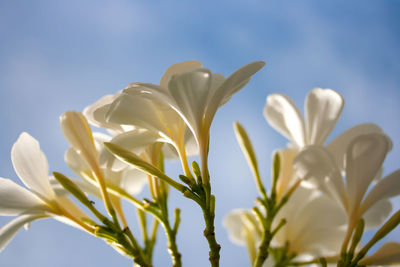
(168, 69, 213, 139)
(305, 88, 344, 145)
(346, 133, 391, 214)
(293, 146, 348, 210)
(0, 214, 47, 252)
(100, 130, 163, 171)
(64, 148, 90, 176)
(106, 90, 168, 138)
(206, 61, 265, 127)
(361, 169, 400, 213)
(11, 132, 55, 200)
(362, 199, 392, 229)
(326, 123, 383, 172)
(359, 242, 400, 265)
(275, 187, 346, 255)
(223, 209, 251, 245)
(83, 94, 124, 132)
(160, 60, 203, 89)
(60, 111, 100, 174)
(264, 94, 306, 147)
(0, 178, 49, 215)
(119, 168, 148, 195)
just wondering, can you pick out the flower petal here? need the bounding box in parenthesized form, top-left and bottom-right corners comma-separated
(206, 61, 265, 127)
(83, 94, 125, 132)
(326, 123, 384, 172)
(264, 94, 306, 147)
(346, 133, 391, 214)
(168, 69, 213, 139)
(60, 111, 100, 174)
(359, 242, 400, 265)
(274, 187, 346, 256)
(160, 60, 203, 89)
(223, 209, 259, 246)
(276, 149, 297, 200)
(305, 88, 344, 145)
(64, 148, 90, 176)
(106, 90, 169, 139)
(11, 132, 55, 200)
(100, 130, 163, 171)
(362, 199, 392, 229)
(0, 178, 49, 215)
(361, 169, 400, 214)
(293, 146, 348, 211)
(0, 214, 48, 252)
(119, 168, 147, 195)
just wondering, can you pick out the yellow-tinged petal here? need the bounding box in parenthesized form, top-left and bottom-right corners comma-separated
(60, 111, 100, 174)
(359, 242, 400, 265)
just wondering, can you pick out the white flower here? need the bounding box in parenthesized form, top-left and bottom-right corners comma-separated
(122, 60, 265, 181)
(264, 88, 344, 148)
(293, 133, 399, 239)
(0, 133, 92, 251)
(264, 89, 387, 196)
(223, 187, 346, 264)
(86, 62, 202, 177)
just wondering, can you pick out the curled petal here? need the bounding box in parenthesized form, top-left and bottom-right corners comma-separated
(305, 88, 344, 145)
(106, 91, 166, 136)
(11, 132, 54, 200)
(206, 61, 265, 126)
(0, 214, 48, 252)
(346, 133, 391, 214)
(326, 123, 384, 172)
(83, 94, 125, 132)
(160, 60, 203, 89)
(359, 242, 400, 265)
(264, 94, 305, 148)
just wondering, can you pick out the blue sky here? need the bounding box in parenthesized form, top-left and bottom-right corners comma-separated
(0, 1, 399, 266)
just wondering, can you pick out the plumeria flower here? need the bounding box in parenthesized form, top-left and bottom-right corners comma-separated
(223, 187, 346, 265)
(117, 60, 265, 182)
(85, 62, 200, 177)
(0, 132, 93, 251)
(293, 133, 400, 250)
(264, 89, 388, 195)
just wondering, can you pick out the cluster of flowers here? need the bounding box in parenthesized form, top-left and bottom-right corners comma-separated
(224, 89, 400, 266)
(0, 60, 399, 267)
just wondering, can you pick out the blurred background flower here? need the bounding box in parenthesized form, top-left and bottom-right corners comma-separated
(0, 1, 399, 266)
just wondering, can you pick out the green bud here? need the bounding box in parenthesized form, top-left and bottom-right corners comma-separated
(272, 152, 281, 191)
(179, 175, 193, 186)
(53, 172, 93, 208)
(104, 142, 186, 193)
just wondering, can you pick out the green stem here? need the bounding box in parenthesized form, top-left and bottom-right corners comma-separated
(159, 198, 182, 267)
(201, 191, 221, 267)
